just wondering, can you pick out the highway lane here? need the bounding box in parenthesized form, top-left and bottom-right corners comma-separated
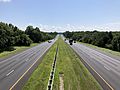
(67, 41, 120, 90)
(0, 39, 56, 90)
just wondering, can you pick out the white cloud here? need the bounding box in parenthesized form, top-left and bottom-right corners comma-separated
(37, 23, 120, 32)
(0, 0, 12, 2)
(19, 22, 120, 32)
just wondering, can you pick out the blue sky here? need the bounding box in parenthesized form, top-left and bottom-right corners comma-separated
(1, 0, 120, 32)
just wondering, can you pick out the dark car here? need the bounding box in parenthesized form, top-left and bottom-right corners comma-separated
(69, 39, 73, 45)
(48, 40, 52, 43)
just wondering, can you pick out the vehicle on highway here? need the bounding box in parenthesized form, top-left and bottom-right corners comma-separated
(48, 40, 52, 43)
(69, 39, 73, 45)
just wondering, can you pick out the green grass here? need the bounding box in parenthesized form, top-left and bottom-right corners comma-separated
(22, 41, 58, 90)
(79, 42, 120, 57)
(53, 38, 102, 90)
(0, 43, 38, 58)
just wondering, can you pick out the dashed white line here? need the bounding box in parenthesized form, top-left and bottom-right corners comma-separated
(104, 66, 110, 71)
(6, 70, 14, 76)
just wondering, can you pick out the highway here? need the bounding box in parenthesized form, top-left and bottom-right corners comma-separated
(0, 39, 56, 90)
(68, 41, 120, 90)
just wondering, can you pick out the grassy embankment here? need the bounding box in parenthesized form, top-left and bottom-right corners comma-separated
(23, 37, 102, 90)
(79, 42, 120, 57)
(0, 43, 38, 58)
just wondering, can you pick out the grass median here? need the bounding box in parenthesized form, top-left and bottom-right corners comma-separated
(53, 37, 102, 90)
(22, 41, 58, 90)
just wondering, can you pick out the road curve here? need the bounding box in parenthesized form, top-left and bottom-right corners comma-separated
(0, 39, 56, 90)
(68, 42, 120, 90)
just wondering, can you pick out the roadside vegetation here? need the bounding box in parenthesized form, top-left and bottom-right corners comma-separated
(0, 22, 57, 55)
(53, 37, 102, 90)
(22, 40, 58, 90)
(0, 43, 38, 58)
(64, 31, 120, 52)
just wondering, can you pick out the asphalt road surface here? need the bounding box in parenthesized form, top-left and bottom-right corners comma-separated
(68, 41, 120, 90)
(0, 39, 56, 90)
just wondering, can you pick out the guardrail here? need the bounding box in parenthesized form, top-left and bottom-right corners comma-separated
(47, 44, 58, 90)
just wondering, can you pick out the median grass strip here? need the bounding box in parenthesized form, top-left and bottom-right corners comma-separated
(22, 42, 58, 90)
(0, 43, 38, 58)
(53, 37, 102, 90)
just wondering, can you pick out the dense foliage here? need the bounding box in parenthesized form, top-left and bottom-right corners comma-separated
(0, 22, 57, 52)
(25, 26, 57, 43)
(64, 31, 120, 52)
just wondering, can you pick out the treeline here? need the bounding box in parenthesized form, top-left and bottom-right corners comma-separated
(0, 22, 57, 52)
(64, 31, 120, 52)
(25, 26, 57, 43)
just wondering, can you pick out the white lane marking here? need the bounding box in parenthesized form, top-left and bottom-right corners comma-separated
(104, 66, 110, 71)
(6, 70, 14, 76)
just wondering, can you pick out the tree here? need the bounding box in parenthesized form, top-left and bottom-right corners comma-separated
(25, 26, 42, 43)
(63, 31, 73, 39)
(0, 22, 33, 52)
(15, 34, 32, 46)
(112, 36, 120, 51)
(82, 34, 92, 43)
(25, 26, 57, 43)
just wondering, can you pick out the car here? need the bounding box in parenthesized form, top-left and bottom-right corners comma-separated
(48, 40, 52, 43)
(69, 39, 73, 45)
(70, 42, 73, 45)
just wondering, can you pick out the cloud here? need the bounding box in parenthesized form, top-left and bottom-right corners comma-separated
(37, 23, 120, 32)
(0, 0, 12, 2)
(19, 22, 120, 32)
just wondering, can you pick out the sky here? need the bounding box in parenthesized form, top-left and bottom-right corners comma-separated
(1, 0, 120, 32)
